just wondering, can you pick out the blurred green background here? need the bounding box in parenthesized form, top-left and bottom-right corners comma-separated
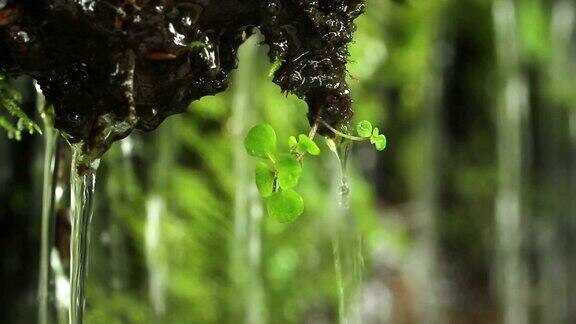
(1, 0, 576, 323)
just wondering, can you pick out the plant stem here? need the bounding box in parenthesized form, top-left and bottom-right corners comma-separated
(308, 121, 319, 139)
(319, 119, 366, 142)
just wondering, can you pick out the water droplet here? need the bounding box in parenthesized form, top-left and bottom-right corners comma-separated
(70, 114, 86, 123)
(198, 35, 220, 75)
(268, 1, 281, 13)
(168, 23, 187, 47)
(181, 16, 193, 27)
(17, 30, 30, 43)
(79, 0, 96, 12)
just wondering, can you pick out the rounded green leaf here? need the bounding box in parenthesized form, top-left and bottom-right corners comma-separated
(373, 134, 387, 151)
(255, 162, 275, 198)
(266, 189, 304, 223)
(276, 153, 302, 189)
(356, 120, 373, 138)
(288, 136, 298, 150)
(244, 123, 277, 159)
(370, 127, 380, 144)
(297, 134, 320, 155)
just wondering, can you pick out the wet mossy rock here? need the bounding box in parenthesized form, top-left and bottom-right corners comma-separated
(0, 0, 365, 158)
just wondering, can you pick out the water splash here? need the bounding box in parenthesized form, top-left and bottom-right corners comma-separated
(69, 145, 100, 324)
(330, 137, 363, 324)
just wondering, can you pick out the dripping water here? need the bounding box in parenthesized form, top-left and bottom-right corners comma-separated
(37, 88, 60, 324)
(230, 36, 266, 324)
(537, 1, 576, 322)
(51, 143, 72, 324)
(330, 136, 363, 324)
(145, 127, 173, 320)
(145, 195, 166, 318)
(69, 146, 100, 324)
(493, 0, 530, 323)
(108, 140, 132, 290)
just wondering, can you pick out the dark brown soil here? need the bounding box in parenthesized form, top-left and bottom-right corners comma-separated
(0, 0, 364, 158)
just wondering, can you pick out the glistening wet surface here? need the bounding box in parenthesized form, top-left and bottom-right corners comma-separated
(0, 0, 365, 158)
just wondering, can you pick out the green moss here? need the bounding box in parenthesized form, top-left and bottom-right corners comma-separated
(0, 74, 41, 140)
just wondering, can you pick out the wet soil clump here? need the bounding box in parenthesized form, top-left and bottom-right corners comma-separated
(0, 0, 364, 158)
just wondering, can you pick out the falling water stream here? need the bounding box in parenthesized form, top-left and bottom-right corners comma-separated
(538, 1, 576, 321)
(331, 138, 363, 324)
(145, 126, 173, 320)
(493, 0, 530, 322)
(69, 146, 100, 324)
(38, 97, 60, 324)
(38, 134, 58, 324)
(230, 36, 266, 324)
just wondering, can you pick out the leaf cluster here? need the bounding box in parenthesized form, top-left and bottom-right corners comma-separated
(244, 124, 321, 223)
(245, 119, 387, 223)
(356, 120, 387, 150)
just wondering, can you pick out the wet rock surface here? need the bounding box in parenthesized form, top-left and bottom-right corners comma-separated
(0, 0, 364, 158)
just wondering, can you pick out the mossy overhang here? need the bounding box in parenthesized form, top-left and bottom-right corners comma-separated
(0, 0, 365, 158)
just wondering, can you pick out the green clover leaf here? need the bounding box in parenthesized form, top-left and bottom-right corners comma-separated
(266, 189, 304, 223)
(255, 162, 275, 198)
(297, 134, 320, 155)
(370, 128, 379, 143)
(369, 127, 386, 150)
(372, 134, 387, 151)
(288, 135, 298, 150)
(356, 120, 373, 138)
(244, 123, 277, 160)
(276, 153, 302, 189)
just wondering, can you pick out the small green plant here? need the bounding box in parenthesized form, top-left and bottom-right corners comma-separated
(0, 73, 42, 140)
(268, 57, 283, 78)
(244, 119, 387, 223)
(188, 40, 206, 49)
(320, 119, 387, 151)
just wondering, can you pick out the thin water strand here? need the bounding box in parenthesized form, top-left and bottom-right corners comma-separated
(145, 194, 166, 318)
(144, 126, 173, 321)
(537, 2, 575, 322)
(38, 110, 59, 324)
(69, 146, 100, 324)
(230, 36, 266, 324)
(493, 0, 530, 323)
(51, 142, 72, 324)
(52, 249, 71, 324)
(331, 139, 363, 324)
